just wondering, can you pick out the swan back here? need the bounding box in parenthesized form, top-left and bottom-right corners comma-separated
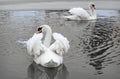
(69, 7, 90, 19)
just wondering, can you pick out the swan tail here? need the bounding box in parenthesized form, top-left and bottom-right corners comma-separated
(62, 15, 81, 20)
(62, 15, 70, 19)
(62, 15, 72, 20)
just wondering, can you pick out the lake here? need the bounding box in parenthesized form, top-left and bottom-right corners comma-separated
(0, 10, 120, 79)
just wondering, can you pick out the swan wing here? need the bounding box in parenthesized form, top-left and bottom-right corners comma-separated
(49, 33, 70, 56)
(27, 33, 45, 58)
(69, 7, 90, 18)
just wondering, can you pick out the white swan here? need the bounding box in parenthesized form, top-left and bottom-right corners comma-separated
(63, 3, 97, 20)
(27, 25, 70, 67)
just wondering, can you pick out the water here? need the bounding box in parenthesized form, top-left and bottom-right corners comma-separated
(0, 10, 120, 79)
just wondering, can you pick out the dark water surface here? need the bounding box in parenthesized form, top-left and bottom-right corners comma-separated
(0, 10, 120, 79)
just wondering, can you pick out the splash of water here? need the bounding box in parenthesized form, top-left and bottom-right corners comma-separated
(16, 39, 27, 48)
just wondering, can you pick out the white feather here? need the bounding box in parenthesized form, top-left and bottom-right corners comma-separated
(69, 7, 90, 18)
(27, 33, 44, 58)
(49, 33, 70, 56)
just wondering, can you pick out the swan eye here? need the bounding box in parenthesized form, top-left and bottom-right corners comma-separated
(92, 4, 95, 7)
(90, 4, 96, 9)
(91, 4, 95, 7)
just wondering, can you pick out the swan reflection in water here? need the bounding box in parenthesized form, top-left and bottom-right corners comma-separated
(27, 62, 69, 79)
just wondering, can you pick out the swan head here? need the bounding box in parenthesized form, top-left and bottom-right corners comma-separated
(39, 25, 47, 33)
(89, 2, 96, 10)
(39, 25, 52, 33)
(36, 27, 42, 34)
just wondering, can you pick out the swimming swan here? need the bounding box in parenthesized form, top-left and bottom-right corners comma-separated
(27, 25, 70, 67)
(63, 3, 97, 20)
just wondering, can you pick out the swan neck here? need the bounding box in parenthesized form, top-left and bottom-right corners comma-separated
(43, 26, 52, 47)
(90, 8, 96, 17)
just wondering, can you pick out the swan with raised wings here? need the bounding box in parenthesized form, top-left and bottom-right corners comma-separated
(63, 3, 97, 20)
(27, 25, 70, 67)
